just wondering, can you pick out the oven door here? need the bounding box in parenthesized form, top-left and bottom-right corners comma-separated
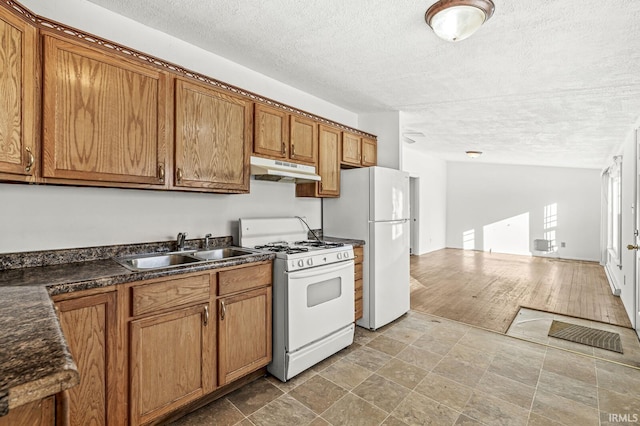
(285, 260, 354, 352)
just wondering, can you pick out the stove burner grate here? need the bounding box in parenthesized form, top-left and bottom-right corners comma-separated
(294, 240, 345, 248)
(254, 243, 309, 254)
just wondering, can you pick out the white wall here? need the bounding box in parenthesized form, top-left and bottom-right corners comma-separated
(446, 162, 601, 261)
(402, 146, 447, 254)
(359, 111, 401, 169)
(1, 0, 361, 253)
(0, 180, 321, 253)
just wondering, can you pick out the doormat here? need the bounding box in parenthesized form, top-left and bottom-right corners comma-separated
(548, 320, 623, 354)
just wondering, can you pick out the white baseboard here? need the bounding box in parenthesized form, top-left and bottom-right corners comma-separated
(604, 263, 622, 296)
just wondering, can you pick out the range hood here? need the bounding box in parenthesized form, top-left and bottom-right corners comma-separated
(250, 156, 321, 183)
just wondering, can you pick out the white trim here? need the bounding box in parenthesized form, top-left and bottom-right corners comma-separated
(605, 263, 622, 296)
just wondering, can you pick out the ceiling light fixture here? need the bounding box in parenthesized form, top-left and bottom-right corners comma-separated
(466, 150, 482, 158)
(425, 0, 495, 42)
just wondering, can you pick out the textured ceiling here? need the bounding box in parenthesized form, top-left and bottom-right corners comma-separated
(87, 0, 640, 169)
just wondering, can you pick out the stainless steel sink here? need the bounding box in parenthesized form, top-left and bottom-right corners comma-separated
(114, 247, 258, 271)
(114, 252, 201, 271)
(192, 247, 256, 261)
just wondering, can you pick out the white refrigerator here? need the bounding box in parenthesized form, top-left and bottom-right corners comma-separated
(323, 166, 410, 330)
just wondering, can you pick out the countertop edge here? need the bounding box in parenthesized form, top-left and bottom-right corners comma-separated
(9, 369, 80, 410)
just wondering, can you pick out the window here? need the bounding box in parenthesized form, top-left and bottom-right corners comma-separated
(606, 156, 622, 267)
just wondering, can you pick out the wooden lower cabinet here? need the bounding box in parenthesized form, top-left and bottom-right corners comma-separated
(55, 291, 117, 426)
(354, 246, 364, 321)
(50, 262, 272, 425)
(129, 303, 214, 426)
(218, 286, 272, 385)
(0, 396, 55, 426)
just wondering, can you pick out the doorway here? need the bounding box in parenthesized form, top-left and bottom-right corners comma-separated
(409, 176, 420, 255)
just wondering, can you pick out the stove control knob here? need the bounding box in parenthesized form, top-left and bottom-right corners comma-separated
(306, 258, 313, 266)
(343, 251, 349, 258)
(297, 260, 304, 267)
(337, 252, 342, 260)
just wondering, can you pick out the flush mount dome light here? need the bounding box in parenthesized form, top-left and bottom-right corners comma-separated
(425, 0, 495, 42)
(465, 150, 482, 158)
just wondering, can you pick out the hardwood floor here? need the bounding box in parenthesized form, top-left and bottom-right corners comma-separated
(410, 248, 632, 333)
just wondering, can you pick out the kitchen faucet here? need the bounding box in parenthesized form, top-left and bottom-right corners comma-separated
(176, 232, 187, 251)
(204, 233, 212, 250)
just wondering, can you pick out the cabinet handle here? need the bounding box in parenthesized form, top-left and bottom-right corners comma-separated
(25, 147, 34, 173)
(220, 300, 226, 320)
(291, 144, 295, 156)
(176, 168, 183, 184)
(203, 305, 209, 326)
(319, 182, 323, 192)
(281, 142, 286, 155)
(158, 163, 165, 182)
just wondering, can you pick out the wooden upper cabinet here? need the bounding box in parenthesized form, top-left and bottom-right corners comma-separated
(341, 132, 377, 168)
(289, 115, 317, 165)
(341, 132, 361, 167)
(254, 103, 288, 159)
(362, 137, 377, 167)
(0, 7, 37, 181)
(175, 78, 252, 193)
(42, 34, 168, 186)
(297, 124, 340, 197)
(253, 104, 317, 166)
(318, 125, 341, 196)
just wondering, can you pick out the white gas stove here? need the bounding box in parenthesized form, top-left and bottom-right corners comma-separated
(239, 217, 355, 382)
(252, 240, 354, 272)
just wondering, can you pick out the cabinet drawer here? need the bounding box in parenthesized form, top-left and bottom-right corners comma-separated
(353, 246, 363, 264)
(131, 274, 211, 316)
(355, 298, 363, 321)
(218, 263, 272, 296)
(355, 263, 363, 281)
(355, 279, 363, 300)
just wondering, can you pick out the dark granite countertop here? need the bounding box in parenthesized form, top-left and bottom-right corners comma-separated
(0, 286, 78, 416)
(0, 237, 275, 417)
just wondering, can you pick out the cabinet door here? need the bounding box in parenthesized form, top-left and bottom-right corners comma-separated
(42, 35, 168, 186)
(218, 287, 272, 386)
(289, 115, 317, 165)
(254, 103, 288, 159)
(0, 396, 54, 426)
(56, 292, 117, 426)
(341, 132, 361, 167)
(129, 303, 214, 426)
(175, 79, 252, 192)
(362, 137, 377, 166)
(0, 8, 37, 180)
(317, 125, 341, 196)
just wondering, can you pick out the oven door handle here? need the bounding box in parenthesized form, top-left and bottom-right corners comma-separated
(289, 260, 353, 279)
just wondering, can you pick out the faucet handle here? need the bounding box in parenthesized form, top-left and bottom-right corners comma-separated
(177, 232, 187, 250)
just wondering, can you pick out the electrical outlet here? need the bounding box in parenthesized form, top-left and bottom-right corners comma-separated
(561, 242, 566, 248)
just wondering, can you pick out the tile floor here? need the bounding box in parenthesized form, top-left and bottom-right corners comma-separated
(508, 307, 640, 368)
(172, 310, 640, 426)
